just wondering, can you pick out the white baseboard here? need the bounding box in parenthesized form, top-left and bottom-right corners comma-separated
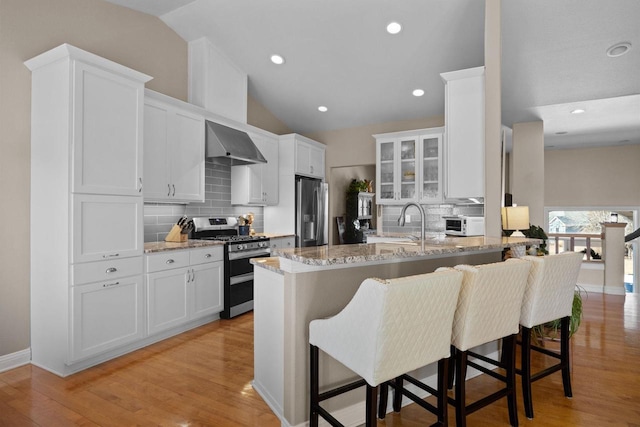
(0, 348, 31, 373)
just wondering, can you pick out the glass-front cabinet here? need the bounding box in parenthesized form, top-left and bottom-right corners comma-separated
(374, 127, 443, 205)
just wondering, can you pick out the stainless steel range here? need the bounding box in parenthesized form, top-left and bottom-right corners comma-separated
(191, 217, 270, 319)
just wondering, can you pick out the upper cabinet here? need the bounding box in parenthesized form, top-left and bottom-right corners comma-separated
(231, 131, 279, 205)
(292, 135, 325, 179)
(374, 127, 443, 205)
(70, 61, 145, 196)
(143, 90, 205, 203)
(441, 66, 485, 200)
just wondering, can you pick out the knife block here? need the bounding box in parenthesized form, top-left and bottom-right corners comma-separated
(165, 224, 188, 243)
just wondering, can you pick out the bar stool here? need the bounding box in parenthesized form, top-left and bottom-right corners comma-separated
(384, 259, 531, 427)
(518, 251, 584, 419)
(309, 269, 463, 427)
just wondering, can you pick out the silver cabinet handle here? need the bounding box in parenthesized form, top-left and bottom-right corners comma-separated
(191, 269, 195, 282)
(103, 253, 119, 259)
(103, 281, 120, 288)
(166, 259, 175, 264)
(185, 269, 190, 283)
(138, 177, 143, 193)
(204, 253, 212, 258)
(167, 184, 171, 196)
(105, 267, 118, 273)
(172, 184, 176, 197)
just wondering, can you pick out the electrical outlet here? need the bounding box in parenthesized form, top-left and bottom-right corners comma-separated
(405, 214, 411, 223)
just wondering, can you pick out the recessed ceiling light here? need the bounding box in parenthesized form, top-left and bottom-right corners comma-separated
(606, 42, 632, 57)
(270, 54, 285, 65)
(318, 106, 328, 112)
(386, 22, 402, 35)
(412, 89, 425, 97)
(571, 108, 585, 114)
(555, 131, 568, 135)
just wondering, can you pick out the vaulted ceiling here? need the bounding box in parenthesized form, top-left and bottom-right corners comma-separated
(105, 0, 640, 150)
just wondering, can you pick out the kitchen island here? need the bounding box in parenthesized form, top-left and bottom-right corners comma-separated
(251, 236, 538, 427)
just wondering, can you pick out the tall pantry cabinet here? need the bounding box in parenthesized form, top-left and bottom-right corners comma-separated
(26, 44, 151, 376)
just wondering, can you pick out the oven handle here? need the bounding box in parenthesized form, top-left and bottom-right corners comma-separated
(230, 272, 253, 286)
(227, 248, 271, 260)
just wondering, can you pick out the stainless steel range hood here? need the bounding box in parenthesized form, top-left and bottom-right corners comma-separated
(205, 120, 267, 165)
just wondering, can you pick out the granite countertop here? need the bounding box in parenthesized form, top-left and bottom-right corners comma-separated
(250, 256, 282, 274)
(270, 236, 540, 267)
(144, 239, 225, 254)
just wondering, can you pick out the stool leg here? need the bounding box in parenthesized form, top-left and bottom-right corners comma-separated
(392, 376, 403, 412)
(521, 326, 534, 419)
(365, 384, 378, 427)
(438, 358, 449, 426)
(454, 349, 468, 427)
(447, 345, 456, 390)
(378, 381, 389, 419)
(504, 335, 519, 427)
(560, 316, 573, 398)
(310, 344, 319, 427)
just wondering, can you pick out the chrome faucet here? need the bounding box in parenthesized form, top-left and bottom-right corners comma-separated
(397, 202, 426, 241)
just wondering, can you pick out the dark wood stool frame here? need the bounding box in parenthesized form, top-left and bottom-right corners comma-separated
(518, 316, 572, 419)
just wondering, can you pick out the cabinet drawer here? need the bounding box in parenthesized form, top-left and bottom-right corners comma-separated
(190, 246, 223, 265)
(73, 257, 143, 286)
(146, 250, 190, 273)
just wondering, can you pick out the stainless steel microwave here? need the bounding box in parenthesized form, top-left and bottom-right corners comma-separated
(443, 215, 485, 236)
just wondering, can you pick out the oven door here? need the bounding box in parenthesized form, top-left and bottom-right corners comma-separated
(223, 248, 270, 318)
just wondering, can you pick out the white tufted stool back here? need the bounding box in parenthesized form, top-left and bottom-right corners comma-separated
(309, 269, 463, 427)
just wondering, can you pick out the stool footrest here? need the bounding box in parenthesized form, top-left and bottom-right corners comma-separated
(388, 375, 439, 415)
(318, 379, 367, 402)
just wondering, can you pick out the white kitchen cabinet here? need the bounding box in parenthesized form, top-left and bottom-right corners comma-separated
(289, 134, 325, 179)
(71, 61, 145, 196)
(26, 44, 151, 377)
(264, 134, 326, 235)
(70, 275, 144, 362)
(441, 66, 485, 200)
(231, 131, 279, 205)
(374, 127, 443, 205)
(144, 90, 205, 203)
(72, 194, 143, 263)
(270, 236, 295, 252)
(145, 246, 224, 335)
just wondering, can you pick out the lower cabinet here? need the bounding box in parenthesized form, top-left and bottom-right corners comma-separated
(70, 274, 144, 362)
(270, 236, 295, 252)
(145, 246, 224, 335)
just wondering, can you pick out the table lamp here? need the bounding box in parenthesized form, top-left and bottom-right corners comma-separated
(502, 206, 529, 237)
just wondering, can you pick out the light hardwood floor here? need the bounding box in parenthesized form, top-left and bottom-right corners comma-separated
(1, 293, 638, 426)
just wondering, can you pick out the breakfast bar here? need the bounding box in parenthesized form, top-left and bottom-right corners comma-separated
(251, 236, 538, 427)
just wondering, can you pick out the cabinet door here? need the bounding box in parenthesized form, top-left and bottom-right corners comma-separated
(295, 141, 311, 176)
(143, 101, 171, 200)
(72, 194, 143, 263)
(308, 144, 325, 179)
(147, 267, 189, 335)
(72, 61, 143, 196)
(419, 132, 443, 203)
(256, 133, 279, 204)
(398, 137, 418, 202)
(70, 274, 144, 362)
(170, 110, 205, 202)
(191, 262, 224, 319)
(376, 139, 396, 204)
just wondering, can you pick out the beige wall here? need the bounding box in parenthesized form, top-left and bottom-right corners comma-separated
(0, 0, 188, 358)
(247, 96, 292, 135)
(544, 144, 640, 207)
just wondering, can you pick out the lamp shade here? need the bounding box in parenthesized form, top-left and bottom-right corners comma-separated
(502, 206, 529, 232)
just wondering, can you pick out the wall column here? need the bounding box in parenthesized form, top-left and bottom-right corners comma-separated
(484, 0, 502, 237)
(602, 222, 627, 296)
(512, 121, 544, 226)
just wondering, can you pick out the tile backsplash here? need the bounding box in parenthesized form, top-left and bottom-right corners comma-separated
(144, 158, 263, 242)
(381, 203, 483, 235)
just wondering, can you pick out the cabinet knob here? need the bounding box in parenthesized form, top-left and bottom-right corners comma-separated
(166, 259, 175, 264)
(105, 267, 118, 274)
(204, 253, 212, 258)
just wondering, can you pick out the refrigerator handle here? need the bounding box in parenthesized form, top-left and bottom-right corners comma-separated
(316, 183, 327, 245)
(296, 179, 303, 247)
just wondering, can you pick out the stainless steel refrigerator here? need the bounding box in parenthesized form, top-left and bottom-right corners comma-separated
(296, 176, 328, 247)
